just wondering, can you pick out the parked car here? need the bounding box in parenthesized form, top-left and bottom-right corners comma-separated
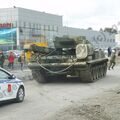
(7, 50, 23, 58)
(4, 50, 23, 59)
(0, 67, 25, 103)
(2, 51, 8, 59)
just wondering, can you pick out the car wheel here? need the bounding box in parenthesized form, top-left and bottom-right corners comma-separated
(16, 87, 25, 102)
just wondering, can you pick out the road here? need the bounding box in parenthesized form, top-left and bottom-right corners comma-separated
(0, 65, 120, 120)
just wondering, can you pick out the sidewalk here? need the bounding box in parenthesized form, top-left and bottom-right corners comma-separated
(3, 60, 33, 81)
(9, 68, 33, 82)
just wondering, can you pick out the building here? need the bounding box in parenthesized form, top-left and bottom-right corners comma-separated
(115, 34, 120, 46)
(0, 7, 62, 50)
(0, 7, 116, 50)
(62, 27, 116, 49)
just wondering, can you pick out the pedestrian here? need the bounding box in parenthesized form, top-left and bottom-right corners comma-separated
(108, 50, 116, 70)
(18, 52, 25, 70)
(25, 50, 31, 63)
(108, 47, 112, 57)
(8, 52, 15, 69)
(0, 50, 5, 68)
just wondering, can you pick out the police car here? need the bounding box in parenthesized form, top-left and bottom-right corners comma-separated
(0, 67, 25, 103)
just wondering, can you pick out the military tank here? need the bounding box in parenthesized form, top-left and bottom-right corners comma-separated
(28, 36, 108, 83)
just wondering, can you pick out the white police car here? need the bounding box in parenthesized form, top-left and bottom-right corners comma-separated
(0, 67, 25, 103)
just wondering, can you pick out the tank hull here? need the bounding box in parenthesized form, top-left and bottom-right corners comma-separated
(27, 36, 108, 83)
(28, 58, 108, 83)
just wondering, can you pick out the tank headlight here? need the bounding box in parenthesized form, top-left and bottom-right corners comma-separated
(76, 44, 88, 59)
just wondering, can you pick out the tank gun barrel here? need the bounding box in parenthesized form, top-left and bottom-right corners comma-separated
(30, 44, 54, 54)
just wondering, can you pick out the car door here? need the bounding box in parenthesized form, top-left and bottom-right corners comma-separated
(0, 70, 15, 101)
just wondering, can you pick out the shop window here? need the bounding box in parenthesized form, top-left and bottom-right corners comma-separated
(50, 25, 53, 31)
(45, 25, 48, 30)
(54, 26, 57, 31)
(33, 23, 35, 29)
(38, 24, 41, 30)
(23, 22, 26, 28)
(13, 21, 17, 27)
(29, 23, 31, 28)
(41, 25, 44, 30)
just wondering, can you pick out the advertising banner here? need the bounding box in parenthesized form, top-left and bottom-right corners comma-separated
(0, 28, 16, 44)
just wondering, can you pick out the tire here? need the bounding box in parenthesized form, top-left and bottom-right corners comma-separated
(16, 87, 25, 102)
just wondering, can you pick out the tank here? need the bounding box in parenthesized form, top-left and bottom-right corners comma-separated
(28, 36, 108, 83)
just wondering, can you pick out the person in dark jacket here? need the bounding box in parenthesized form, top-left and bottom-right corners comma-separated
(108, 47, 112, 57)
(18, 52, 25, 70)
(0, 51, 5, 68)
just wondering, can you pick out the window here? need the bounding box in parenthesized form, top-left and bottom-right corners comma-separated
(41, 25, 44, 30)
(0, 70, 10, 80)
(28, 23, 31, 28)
(38, 24, 41, 30)
(50, 25, 53, 31)
(23, 22, 26, 28)
(45, 25, 48, 30)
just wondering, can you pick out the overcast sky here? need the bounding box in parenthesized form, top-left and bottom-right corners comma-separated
(1, 0, 120, 31)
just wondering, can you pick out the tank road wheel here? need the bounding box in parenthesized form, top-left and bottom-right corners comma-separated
(79, 70, 89, 82)
(98, 65, 101, 78)
(98, 66, 102, 78)
(89, 67, 98, 82)
(92, 68, 96, 81)
(103, 63, 107, 76)
(79, 67, 95, 83)
(91, 67, 95, 81)
(89, 68, 94, 82)
(105, 64, 107, 74)
(99, 65, 103, 78)
(92, 66, 99, 81)
(32, 70, 47, 83)
(96, 67, 99, 80)
(32, 70, 37, 80)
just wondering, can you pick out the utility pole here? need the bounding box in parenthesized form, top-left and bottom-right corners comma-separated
(11, 0, 15, 50)
(11, 18, 13, 50)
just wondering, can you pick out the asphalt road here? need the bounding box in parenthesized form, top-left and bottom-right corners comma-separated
(0, 65, 120, 120)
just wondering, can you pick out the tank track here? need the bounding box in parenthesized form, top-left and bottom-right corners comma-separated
(30, 60, 108, 83)
(32, 70, 48, 83)
(79, 62, 107, 82)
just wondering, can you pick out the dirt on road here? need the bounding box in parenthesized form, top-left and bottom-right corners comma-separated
(43, 65, 120, 120)
(46, 88, 120, 120)
(1, 64, 120, 120)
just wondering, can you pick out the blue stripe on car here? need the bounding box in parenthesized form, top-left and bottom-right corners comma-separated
(0, 79, 22, 84)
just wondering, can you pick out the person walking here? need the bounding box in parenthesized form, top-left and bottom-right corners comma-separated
(18, 52, 25, 70)
(108, 47, 112, 57)
(108, 50, 116, 70)
(8, 52, 15, 69)
(0, 51, 5, 68)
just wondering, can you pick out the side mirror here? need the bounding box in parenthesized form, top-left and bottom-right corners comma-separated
(8, 74, 16, 79)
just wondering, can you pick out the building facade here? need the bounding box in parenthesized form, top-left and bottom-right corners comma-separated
(62, 27, 116, 49)
(0, 7, 116, 50)
(0, 7, 62, 50)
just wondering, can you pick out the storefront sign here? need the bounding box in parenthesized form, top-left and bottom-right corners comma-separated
(0, 23, 13, 28)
